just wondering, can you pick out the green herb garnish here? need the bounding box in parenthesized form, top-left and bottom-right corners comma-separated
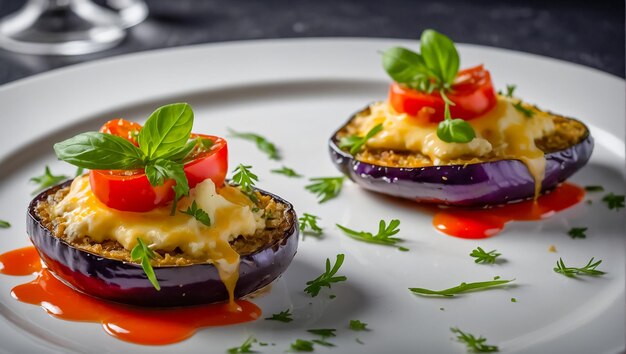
(349, 320, 368, 331)
(232, 164, 259, 203)
(511, 298, 517, 303)
(437, 94, 476, 143)
(227, 336, 257, 354)
(308, 329, 336, 347)
(512, 101, 535, 118)
(409, 278, 514, 297)
(299, 213, 323, 238)
(305, 177, 345, 203)
(30, 166, 69, 194)
(338, 123, 383, 155)
(336, 219, 406, 250)
(568, 227, 587, 239)
(307, 328, 336, 337)
(451, 327, 499, 353)
(271, 165, 302, 178)
(265, 309, 293, 323)
(304, 254, 347, 297)
(554, 257, 605, 277)
(502, 84, 516, 97)
(584, 185, 604, 192)
(228, 128, 279, 160)
(469, 247, 501, 264)
(75, 166, 85, 177)
(179, 201, 211, 227)
(289, 339, 314, 352)
(382, 30, 477, 143)
(602, 193, 624, 210)
(0, 220, 10, 229)
(130, 238, 160, 290)
(382, 29, 459, 92)
(54, 103, 196, 210)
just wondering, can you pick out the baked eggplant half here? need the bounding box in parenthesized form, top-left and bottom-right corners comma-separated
(329, 102, 593, 207)
(27, 178, 298, 307)
(331, 29, 593, 207)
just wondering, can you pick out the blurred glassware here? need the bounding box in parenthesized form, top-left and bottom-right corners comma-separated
(0, 0, 148, 56)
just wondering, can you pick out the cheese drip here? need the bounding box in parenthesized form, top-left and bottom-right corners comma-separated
(355, 97, 554, 198)
(54, 176, 264, 305)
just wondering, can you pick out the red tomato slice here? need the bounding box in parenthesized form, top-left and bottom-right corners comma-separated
(99, 119, 142, 146)
(90, 120, 228, 212)
(388, 65, 497, 122)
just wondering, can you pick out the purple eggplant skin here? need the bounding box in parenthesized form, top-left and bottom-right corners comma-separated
(329, 107, 594, 207)
(27, 180, 299, 307)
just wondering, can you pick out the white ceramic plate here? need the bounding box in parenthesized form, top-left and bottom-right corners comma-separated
(0, 39, 623, 354)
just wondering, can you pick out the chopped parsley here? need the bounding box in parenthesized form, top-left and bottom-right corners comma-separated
(231, 164, 259, 203)
(289, 339, 314, 352)
(584, 185, 604, 192)
(567, 227, 587, 239)
(265, 309, 293, 323)
(227, 336, 256, 354)
(307, 328, 336, 337)
(30, 166, 69, 194)
(512, 101, 534, 118)
(305, 177, 345, 203)
(602, 193, 624, 210)
(349, 320, 368, 331)
(271, 165, 302, 178)
(469, 247, 501, 264)
(130, 238, 160, 290)
(451, 327, 499, 353)
(228, 128, 279, 160)
(554, 257, 606, 278)
(179, 201, 211, 227)
(336, 219, 406, 250)
(304, 254, 347, 297)
(299, 213, 324, 238)
(338, 123, 384, 155)
(0, 220, 10, 229)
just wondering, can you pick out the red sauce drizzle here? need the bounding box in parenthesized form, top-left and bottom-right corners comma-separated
(0, 246, 42, 275)
(1, 247, 261, 345)
(433, 183, 585, 239)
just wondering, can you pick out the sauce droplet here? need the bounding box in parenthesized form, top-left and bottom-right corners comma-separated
(0, 246, 42, 275)
(1, 247, 261, 345)
(433, 183, 584, 239)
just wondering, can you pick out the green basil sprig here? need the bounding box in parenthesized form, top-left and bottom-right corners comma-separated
(54, 103, 198, 213)
(436, 93, 476, 143)
(382, 29, 477, 143)
(382, 29, 460, 92)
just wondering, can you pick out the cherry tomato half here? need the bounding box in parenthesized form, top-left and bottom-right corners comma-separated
(389, 65, 497, 122)
(99, 118, 142, 146)
(90, 120, 228, 212)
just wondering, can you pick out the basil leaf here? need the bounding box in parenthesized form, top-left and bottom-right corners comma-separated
(420, 29, 459, 87)
(145, 159, 189, 214)
(381, 47, 430, 85)
(54, 132, 145, 170)
(167, 139, 197, 163)
(138, 103, 194, 160)
(437, 118, 476, 143)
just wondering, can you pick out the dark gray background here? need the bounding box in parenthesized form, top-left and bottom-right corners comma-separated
(0, 0, 623, 85)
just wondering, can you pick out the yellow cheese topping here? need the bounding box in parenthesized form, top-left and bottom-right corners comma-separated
(354, 96, 555, 197)
(53, 175, 264, 303)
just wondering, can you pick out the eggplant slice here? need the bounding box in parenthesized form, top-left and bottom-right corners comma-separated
(329, 106, 593, 207)
(27, 180, 299, 307)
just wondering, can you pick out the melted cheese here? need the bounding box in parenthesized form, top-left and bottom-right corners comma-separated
(54, 176, 263, 303)
(355, 97, 555, 198)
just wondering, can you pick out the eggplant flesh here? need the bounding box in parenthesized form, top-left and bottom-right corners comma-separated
(329, 107, 593, 207)
(27, 180, 299, 307)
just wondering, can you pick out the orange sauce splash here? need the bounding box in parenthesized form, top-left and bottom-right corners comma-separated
(1, 247, 261, 345)
(433, 183, 585, 239)
(0, 246, 42, 275)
